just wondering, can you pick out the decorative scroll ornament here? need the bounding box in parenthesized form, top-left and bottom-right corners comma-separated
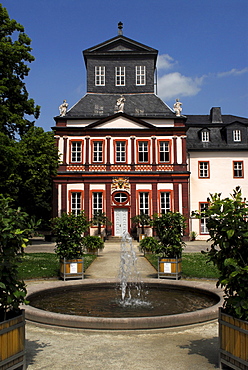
(111, 177, 130, 193)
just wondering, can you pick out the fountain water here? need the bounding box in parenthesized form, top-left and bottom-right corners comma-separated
(118, 232, 143, 302)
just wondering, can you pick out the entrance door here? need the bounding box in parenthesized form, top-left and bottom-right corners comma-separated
(114, 208, 128, 236)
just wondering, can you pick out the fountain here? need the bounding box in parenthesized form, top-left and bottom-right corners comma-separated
(25, 234, 223, 330)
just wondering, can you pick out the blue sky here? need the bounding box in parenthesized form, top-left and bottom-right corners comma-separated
(2, 0, 248, 132)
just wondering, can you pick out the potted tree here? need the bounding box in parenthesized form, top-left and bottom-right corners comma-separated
(139, 236, 160, 255)
(131, 213, 151, 241)
(0, 196, 37, 370)
(52, 211, 89, 281)
(91, 211, 112, 240)
(83, 235, 104, 255)
(193, 187, 248, 369)
(152, 212, 186, 279)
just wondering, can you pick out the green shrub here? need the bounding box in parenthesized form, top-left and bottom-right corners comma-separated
(83, 235, 104, 251)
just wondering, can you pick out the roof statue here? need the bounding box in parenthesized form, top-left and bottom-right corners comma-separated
(115, 95, 125, 113)
(174, 99, 182, 117)
(59, 99, 68, 116)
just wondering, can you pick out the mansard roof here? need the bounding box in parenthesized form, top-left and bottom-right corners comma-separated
(186, 109, 248, 150)
(63, 93, 175, 119)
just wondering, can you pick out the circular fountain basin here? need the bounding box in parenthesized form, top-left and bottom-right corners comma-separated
(25, 279, 223, 330)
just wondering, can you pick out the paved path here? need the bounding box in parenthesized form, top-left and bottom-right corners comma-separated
(25, 238, 220, 370)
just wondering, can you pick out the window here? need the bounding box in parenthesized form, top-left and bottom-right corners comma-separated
(160, 192, 171, 214)
(115, 66, 125, 86)
(159, 141, 170, 162)
(93, 141, 103, 162)
(92, 192, 103, 215)
(199, 161, 209, 178)
(71, 192, 82, 215)
(71, 141, 82, 163)
(115, 141, 126, 162)
(201, 131, 209, 142)
(200, 203, 208, 234)
(233, 161, 243, 178)
(95, 66, 105, 86)
(114, 192, 128, 204)
(138, 141, 149, 162)
(139, 192, 149, 215)
(136, 66, 146, 85)
(233, 130, 241, 142)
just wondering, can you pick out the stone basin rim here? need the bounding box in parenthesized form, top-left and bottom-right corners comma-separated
(25, 278, 223, 331)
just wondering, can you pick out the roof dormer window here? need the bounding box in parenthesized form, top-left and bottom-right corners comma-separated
(233, 129, 241, 142)
(201, 130, 209, 142)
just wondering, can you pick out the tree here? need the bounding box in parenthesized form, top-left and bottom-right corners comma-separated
(0, 4, 40, 138)
(0, 127, 59, 227)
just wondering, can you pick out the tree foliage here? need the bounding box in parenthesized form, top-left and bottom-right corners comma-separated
(0, 4, 40, 138)
(0, 127, 59, 226)
(0, 196, 38, 321)
(193, 187, 248, 320)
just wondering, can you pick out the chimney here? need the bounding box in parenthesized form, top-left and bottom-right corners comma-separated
(118, 22, 123, 35)
(210, 107, 223, 123)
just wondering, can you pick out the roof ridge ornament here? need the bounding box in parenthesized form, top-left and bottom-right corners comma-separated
(118, 21, 123, 35)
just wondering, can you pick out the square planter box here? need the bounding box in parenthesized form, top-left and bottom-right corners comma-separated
(60, 258, 84, 281)
(158, 257, 182, 280)
(219, 308, 248, 370)
(0, 310, 26, 370)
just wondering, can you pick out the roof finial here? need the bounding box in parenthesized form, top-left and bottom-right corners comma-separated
(118, 21, 123, 35)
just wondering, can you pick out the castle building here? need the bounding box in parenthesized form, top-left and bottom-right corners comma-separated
(52, 24, 248, 240)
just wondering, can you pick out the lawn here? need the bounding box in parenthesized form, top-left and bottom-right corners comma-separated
(17, 253, 97, 280)
(145, 252, 219, 279)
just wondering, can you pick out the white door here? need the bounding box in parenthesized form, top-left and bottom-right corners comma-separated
(114, 208, 128, 236)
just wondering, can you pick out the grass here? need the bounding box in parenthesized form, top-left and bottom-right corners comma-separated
(145, 253, 219, 279)
(17, 253, 97, 280)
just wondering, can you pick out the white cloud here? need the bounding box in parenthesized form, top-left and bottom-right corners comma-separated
(158, 72, 205, 100)
(217, 67, 248, 78)
(157, 54, 176, 70)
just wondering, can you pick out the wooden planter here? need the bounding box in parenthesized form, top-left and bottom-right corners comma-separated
(219, 308, 248, 369)
(86, 248, 98, 255)
(158, 257, 182, 280)
(60, 258, 84, 281)
(0, 310, 26, 370)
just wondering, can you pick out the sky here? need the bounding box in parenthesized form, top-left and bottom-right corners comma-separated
(2, 0, 248, 132)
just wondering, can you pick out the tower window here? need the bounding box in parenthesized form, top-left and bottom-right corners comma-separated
(115, 66, 125, 86)
(95, 66, 105, 86)
(136, 66, 146, 85)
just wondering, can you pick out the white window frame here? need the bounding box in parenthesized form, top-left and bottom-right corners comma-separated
(116, 141, 126, 162)
(200, 203, 208, 234)
(160, 192, 171, 214)
(233, 129, 241, 142)
(139, 192, 149, 215)
(93, 141, 103, 162)
(201, 131, 209, 142)
(199, 162, 209, 178)
(71, 192, 81, 215)
(95, 66, 105, 86)
(159, 141, 170, 162)
(71, 141, 82, 163)
(138, 141, 149, 162)
(233, 161, 243, 177)
(115, 66, 125, 86)
(92, 192, 103, 216)
(136, 66, 146, 85)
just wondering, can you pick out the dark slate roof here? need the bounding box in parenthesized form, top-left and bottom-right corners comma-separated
(64, 93, 175, 119)
(186, 114, 248, 127)
(186, 113, 248, 150)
